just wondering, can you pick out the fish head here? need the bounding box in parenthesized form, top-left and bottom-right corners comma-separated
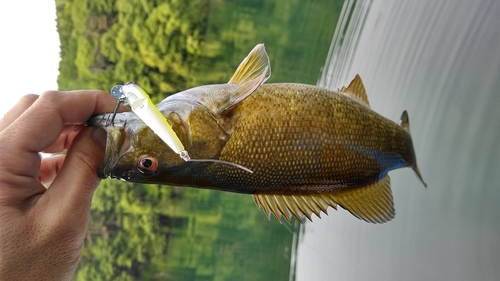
(89, 97, 234, 183)
(89, 44, 272, 183)
(89, 110, 187, 182)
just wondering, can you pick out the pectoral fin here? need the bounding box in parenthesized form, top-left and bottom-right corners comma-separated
(338, 74, 370, 107)
(218, 44, 272, 113)
(166, 44, 272, 119)
(220, 65, 270, 113)
(253, 176, 394, 223)
(228, 43, 271, 85)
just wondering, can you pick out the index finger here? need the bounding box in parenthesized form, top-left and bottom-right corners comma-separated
(0, 94, 38, 132)
(0, 90, 117, 179)
(6, 90, 117, 153)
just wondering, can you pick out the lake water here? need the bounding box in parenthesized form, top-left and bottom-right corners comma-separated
(296, 0, 499, 280)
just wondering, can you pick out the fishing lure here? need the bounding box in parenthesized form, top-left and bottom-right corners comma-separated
(110, 83, 253, 173)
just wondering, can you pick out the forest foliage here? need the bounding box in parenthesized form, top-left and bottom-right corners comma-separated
(55, 0, 339, 280)
(57, 0, 210, 103)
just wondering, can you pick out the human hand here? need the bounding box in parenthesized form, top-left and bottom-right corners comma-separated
(0, 90, 118, 280)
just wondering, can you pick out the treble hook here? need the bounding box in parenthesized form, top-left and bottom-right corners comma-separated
(107, 85, 128, 126)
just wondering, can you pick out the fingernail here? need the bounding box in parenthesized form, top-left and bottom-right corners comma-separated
(92, 127, 107, 148)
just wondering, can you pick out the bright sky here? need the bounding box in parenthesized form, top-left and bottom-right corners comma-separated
(0, 1, 60, 117)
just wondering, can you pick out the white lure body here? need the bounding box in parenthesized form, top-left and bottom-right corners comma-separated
(121, 83, 191, 161)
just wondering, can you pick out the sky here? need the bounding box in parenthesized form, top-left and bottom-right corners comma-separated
(0, 1, 60, 117)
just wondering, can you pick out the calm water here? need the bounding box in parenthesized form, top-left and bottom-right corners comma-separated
(297, 0, 499, 280)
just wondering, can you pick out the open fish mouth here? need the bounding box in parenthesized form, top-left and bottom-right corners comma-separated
(88, 112, 139, 178)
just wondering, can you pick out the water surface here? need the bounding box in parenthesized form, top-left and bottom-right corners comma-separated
(297, 0, 499, 280)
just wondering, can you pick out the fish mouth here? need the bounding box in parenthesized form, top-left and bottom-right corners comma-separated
(88, 112, 138, 179)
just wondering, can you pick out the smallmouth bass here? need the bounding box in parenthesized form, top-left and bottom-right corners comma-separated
(90, 44, 426, 223)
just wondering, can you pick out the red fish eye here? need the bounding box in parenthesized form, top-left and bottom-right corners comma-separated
(137, 155, 158, 172)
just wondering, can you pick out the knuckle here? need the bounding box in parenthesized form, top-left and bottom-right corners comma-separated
(18, 94, 39, 105)
(38, 90, 62, 105)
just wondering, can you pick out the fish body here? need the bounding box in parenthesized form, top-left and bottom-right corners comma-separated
(91, 44, 426, 223)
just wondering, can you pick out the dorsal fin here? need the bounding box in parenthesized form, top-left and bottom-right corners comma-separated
(253, 176, 394, 223)
(228, 43, 271, 85)
(328, 176, 394, 223)
(338, 74, 370, 107)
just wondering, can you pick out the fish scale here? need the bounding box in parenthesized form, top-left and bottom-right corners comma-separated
(90, 44, 426, 223)
(207, 83, 405, 194)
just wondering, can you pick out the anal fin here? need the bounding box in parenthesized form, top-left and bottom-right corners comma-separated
(338, 74, 370, 107)
(253, 176, 394, 224)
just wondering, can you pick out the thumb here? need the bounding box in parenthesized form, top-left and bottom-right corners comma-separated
(46, 126, 107, 212)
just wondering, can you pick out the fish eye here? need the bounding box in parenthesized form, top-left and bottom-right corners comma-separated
(137, 155, 158, 173)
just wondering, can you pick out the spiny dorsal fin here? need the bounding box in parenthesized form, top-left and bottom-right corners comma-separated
(253, 176, 394, 224)
(338, 74, 370, 107)
(228, 44, 271, 85)
(253, 193, 337, 223)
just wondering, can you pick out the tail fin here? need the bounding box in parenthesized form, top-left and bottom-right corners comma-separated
(400, 110, 427, 188)
(413, 166, 427, 188)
